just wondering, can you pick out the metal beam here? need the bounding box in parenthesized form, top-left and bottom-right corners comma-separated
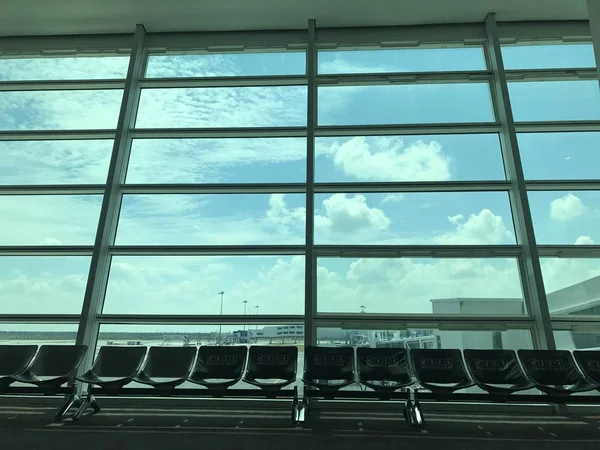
(526, 180, 600, 191)
(139, 75, 307, 88)
(537, 245, 600, 258)
(0, 130, 115, 141)
(315, 181, 510, 193)
(314, 245, 521, 258)
(130, 127, 306, 139)
(0, 315, 81, 323)
(97, 314, 303, 325)
(0, 34, 132, 53)
(0, 79, 124, 92)
(0, 246, 93, 256)
(317, 71, 491, 86)
(120, 183, 306, 195)
(588, 0, 600, 86)
(486, 14, 556, 351)
(75, 25, 148, 369)
(109, 245, 305, 256)
(0, 185, 105, 195)
(305, 19, 317, 347)
(315, 123, 501, 136)
(515, 120, 600, 133)
(505, 68, 598, 82)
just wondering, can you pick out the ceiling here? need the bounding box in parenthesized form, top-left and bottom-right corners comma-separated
(0, 0, 590, 37)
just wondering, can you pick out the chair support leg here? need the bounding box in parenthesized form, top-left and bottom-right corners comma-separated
(291, 386, 299, 424)
(411, 389, 426, 429)
(73, 390, 101, 421)
(404, 389, 414, 425)
(55, 393, 80, 421)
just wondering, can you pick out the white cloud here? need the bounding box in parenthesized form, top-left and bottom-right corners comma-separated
(315, 194, 390, 233)
(550, 194, 584, 221)
(435, 209, 513, 245)
(574, 236, 595, 245)
(328, 137, 451, 182)
(381, 194, 405, 204)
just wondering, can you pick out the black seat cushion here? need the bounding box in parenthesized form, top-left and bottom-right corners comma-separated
(464, 349, 528, 385)
(574, 350, 600, 385)
(518, 350, 583, 386)
(192, 346, 247, 381)
(304, 346, 354, 383)
(244, 346, 297, 382)
(410, 349, 468, 384)
(357, 347, 411, 386)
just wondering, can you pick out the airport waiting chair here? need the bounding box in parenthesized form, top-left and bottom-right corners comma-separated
(189, 345, 248, 391)
(356, 347, 413, 395)
(303, 346, 356, 393)
(73, 346, 148, 420)
(10, 345, 87, 420)
(464, 349, 535, 396)
(518, 350, 599, 399)
(0, 345, 38, 392)
(243, 346, 298, 391)
(132, 346, 197, 393)
(409, 349, 473, 429)
(573, 350, 600, 389)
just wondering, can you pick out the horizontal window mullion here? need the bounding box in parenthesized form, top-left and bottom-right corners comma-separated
(109, 245, 305, 256)
(0, 184, 105, 195)
(317, 70, 491, 86)
(0, 79, 125, 92)
(0, 315, 82, 323)
(537, 245, 600, 258)
(316, 123, 500, 137)
(0, 129, 116, 141)
(505, 68, 597, 82)
(550, 318, 600, 331)
(515, 121, 600, 133)
(315, 181, 510, 193)
(130, 127, 306, 139)
(97, 314, 304, 325)
(314, 314, 534, 329)
(0, 246, 94, 256)
(139, 75, 307, 88)
(121, 183, 306, 195)
(314, 245, 521, 258)
(526, 180, 600, 191)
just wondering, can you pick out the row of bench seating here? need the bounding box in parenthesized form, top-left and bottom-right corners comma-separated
(1, 344, 600, 427)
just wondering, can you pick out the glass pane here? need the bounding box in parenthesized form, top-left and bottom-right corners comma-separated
(104, 256, 304, 315)
(519, 132, 600, 180)
(116, 194, 306, 245)
(313, 192, 514, 245)
(0, 257, 90, 314)
(541, 258, 600, 316)
(0, 195, 102, 245)
(317, 258, 524, 314)
(0, 90, 123, 130)
(0, 56, 129, 81)
(318, 47, 486, 74)
(502, 44, 596, 70)
(136, 87, 307, 128)
(317, 327, 532, 352)
(509, 81, 600, 122)
(126, 138, 306, 184)
(529, 191, 600, 244)
(316, 134, 505, 182)
(146, 52, 305, 78)
(0, 140, 112, 185)
(0, 324, 78, 343)
(319, 83, 494, 125)
(554, 330, 600, 352)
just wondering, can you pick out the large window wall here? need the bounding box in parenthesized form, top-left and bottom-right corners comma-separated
(1, 18, 599, 362)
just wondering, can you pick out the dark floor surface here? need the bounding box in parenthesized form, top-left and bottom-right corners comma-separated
(1, 403, 600, 450)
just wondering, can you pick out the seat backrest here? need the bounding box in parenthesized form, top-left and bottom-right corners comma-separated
(304, 346, 355, 382)
(573, 350, 600, 384)
(93, 346, 147, 378)
(357, 347, 410, 383)
(518, 350, 582, 386)
(143, 346, 197, 378)
(0, 345, 38, 377)
(194, 346, 248, 379)
(464, 349, 526, 385)
(246, 346, 297, 380)
(28, 345, 87, 377)
(410, 349, 468, 384)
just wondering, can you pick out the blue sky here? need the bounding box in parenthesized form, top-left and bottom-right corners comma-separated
(0, 43, 599, 322)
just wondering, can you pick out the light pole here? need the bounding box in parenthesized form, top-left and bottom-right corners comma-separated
(242, 300, 248, 331)
(218, 291, 224, 345)
(360, 305, 366, 313)
(255, 305, 259, 340)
